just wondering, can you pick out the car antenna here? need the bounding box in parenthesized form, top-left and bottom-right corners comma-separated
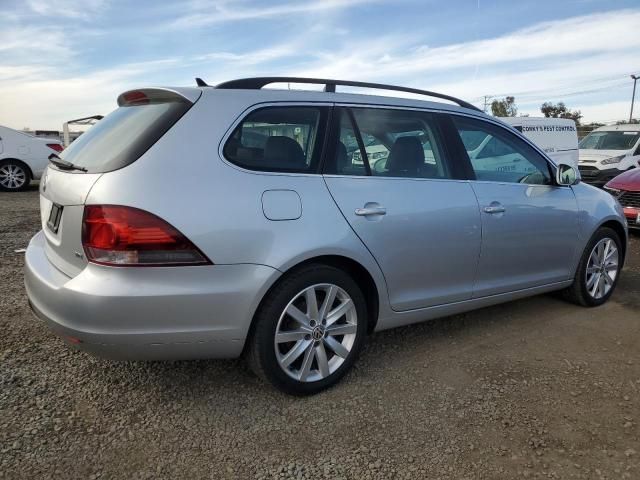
(195, 77, 209, 87)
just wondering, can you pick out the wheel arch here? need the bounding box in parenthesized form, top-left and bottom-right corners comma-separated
(242, 254, 381, 356)
(293, 255, 380, 333)
(0, 157, 33, 180)
(598, 219, 627, 265)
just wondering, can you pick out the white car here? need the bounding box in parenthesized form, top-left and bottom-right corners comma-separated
(0, 125, 63, 191)
(578, 124, 640, 187)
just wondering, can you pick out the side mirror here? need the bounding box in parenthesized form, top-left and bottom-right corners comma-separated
(555, 163, 580, 186)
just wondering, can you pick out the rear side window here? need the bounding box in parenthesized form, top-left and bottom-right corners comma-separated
(223, 107, 326, 173)
(59, 92, 192, 174)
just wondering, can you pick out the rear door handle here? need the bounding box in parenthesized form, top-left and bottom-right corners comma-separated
(355, 206, 387, 216)
(483, 205, 506, 214)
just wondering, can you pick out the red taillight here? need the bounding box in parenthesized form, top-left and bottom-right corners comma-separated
(82, 205, 212, 267)
(47, 143, 63, 152)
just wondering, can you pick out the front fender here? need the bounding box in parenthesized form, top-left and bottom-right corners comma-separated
(571, 181, 628, 269)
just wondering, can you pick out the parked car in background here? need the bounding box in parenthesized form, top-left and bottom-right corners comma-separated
(605, 168, 640, 229)
(0, 125, 63, 191)
(578, 124, 640, 187)
(25, 77, 627, 395)
(500, 117, 579, 168)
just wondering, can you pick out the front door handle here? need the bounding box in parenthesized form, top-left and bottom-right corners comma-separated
(483, 205, 506, 214)
(355, 206, 387, 216)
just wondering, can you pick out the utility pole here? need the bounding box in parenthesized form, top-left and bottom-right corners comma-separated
(630, 75, 639, 123)
(483, 95, 492, 113)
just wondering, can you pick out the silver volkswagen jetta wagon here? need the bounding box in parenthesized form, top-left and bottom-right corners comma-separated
(25, 77, 627, 395)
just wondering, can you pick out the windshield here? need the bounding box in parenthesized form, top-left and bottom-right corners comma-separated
(579, 130, 640, 150)
(59, 99, 191, 173)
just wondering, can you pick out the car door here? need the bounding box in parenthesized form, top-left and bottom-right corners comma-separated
(323, 107, 481, 311)
(450, 114, 579, 298)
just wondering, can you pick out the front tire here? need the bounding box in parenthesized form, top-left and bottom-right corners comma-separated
(247, 264, 367, 395)
(0, 160, 30, 191)
(562, 227, 622, 307)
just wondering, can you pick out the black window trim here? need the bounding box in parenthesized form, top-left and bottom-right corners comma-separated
(346, 108, 372, 176)
(220, 101, 562, 183)
(327, 102, 561, 178)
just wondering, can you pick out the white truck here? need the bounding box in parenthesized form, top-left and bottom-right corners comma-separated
(578, 124, 640, 187)
(461, 117, 579, 181)
(500, 117, 579, 167)
(0, 125, 63, 191)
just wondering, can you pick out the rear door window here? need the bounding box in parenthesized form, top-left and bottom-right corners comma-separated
(326, 107, 451, 179)
(59, 91, 193, 174)
(223, 106, 327, 173)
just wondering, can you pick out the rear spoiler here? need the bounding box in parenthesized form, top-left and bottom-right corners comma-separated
(117, 88, 201, 107)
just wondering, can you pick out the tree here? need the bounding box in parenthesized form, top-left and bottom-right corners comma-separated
(491, 96, 518, 117)
(540, 102, 582, 125)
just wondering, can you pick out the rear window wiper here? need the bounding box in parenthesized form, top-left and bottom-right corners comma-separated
(48, 153, 88, 172)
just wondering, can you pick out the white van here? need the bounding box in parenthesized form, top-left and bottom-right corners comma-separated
(0, 125, 63, 191)
(578, 124, 640, 187)
(500, 117, 579, 167)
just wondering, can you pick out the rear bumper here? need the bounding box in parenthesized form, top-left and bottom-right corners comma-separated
(578, 166, 625, 187)
(24, 230, 280, 360)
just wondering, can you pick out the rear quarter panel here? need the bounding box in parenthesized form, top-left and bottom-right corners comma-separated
(86, 91, 392, 322)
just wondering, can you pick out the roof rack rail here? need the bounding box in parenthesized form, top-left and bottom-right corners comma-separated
(212, 76, 482, 112)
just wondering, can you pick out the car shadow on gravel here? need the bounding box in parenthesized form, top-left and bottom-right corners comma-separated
(80, 293, 575, 400)
(47, 230, 639, 399)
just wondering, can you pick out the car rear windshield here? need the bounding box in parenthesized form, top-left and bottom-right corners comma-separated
(58, 96, 192, 173)
(579, 131, 640, 150)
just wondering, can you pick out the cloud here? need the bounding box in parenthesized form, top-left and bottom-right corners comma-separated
(293, 9, 640, 81)
(169, 0, 376, 29)
(574, 101, 635, 124)
(0, 59, 182, 130)
(0, 26, 73, 59)
(285, 9, 640, 122)
(1, 5, 639, 128)
(25, 0, 109, 19)
(195, 44, 299, 66)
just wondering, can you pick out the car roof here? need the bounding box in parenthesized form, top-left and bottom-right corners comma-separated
(500, 117, 576, 126)
(198, 86, 490, 117)
(593, 124, 640, 132)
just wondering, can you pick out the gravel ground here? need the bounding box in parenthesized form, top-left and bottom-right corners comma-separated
(1, 185, 639, 479)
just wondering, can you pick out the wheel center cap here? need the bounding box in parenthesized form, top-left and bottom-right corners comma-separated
(312, 326, 325, 341)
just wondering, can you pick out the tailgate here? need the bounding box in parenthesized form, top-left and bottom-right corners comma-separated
(40, 167, 102, 277)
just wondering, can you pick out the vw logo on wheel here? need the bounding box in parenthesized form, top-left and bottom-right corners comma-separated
(312, 327, 324, 341)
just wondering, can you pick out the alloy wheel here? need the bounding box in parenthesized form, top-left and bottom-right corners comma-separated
(274, 283, 358, 382)
(0, 164, 27, 189)
(585, 238, 619, 299)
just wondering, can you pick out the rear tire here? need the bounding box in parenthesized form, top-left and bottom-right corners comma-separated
(0, 160, 30, 192)
(561, 227, 622, 307)
(247, 264, 367, 395)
